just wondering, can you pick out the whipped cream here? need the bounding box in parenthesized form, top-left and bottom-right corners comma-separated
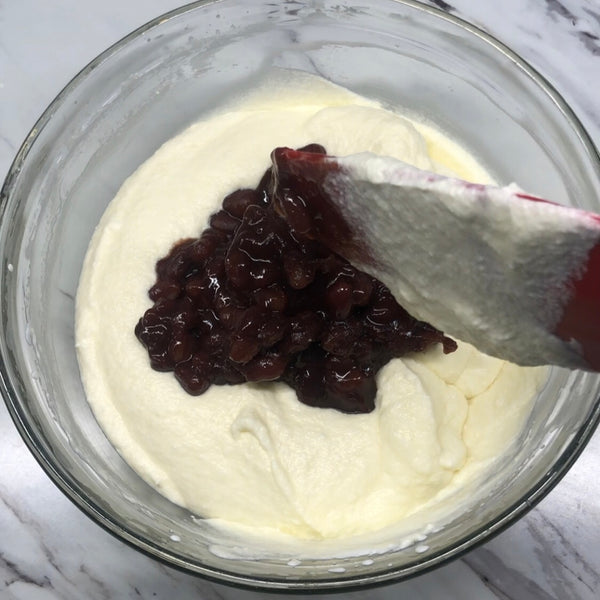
(76, 72, 546, 540)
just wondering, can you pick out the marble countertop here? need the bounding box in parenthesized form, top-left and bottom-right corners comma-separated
(1, 1, 599, 598)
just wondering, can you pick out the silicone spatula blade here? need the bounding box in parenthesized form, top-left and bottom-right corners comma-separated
(271, 147, 600, 370)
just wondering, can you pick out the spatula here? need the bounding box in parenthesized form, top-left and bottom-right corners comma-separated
(270, 147, 600, 370)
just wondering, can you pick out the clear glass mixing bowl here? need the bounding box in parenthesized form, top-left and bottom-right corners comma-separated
(1, 0, 600, 591)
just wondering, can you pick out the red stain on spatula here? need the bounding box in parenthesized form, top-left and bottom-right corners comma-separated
(514, 192, 600, 369)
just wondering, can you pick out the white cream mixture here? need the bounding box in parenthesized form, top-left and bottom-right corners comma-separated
(76, 72, 546, 540)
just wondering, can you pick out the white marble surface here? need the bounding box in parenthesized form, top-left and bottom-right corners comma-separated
(1, 1, 599, 598)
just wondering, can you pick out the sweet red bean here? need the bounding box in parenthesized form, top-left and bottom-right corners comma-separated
(135, 144, 456, 413)
(210, 210, 241, 232)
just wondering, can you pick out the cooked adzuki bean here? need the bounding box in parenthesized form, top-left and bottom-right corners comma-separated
(135, 144, 456, 413)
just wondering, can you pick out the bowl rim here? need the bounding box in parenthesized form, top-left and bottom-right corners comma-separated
(1, 0, 600, 591)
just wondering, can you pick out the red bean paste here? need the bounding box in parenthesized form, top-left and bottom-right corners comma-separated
(135, 144, 456, 413)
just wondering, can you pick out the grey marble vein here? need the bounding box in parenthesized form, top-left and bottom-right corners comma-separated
(427, 0, 454, 11)
(464, 549, 555, 600)
(530, 511, 599, 596)
(0, 134, 15, 155)
(546, 0, 600, 54)
(584, 5, 600, 28)
(546, 0, 579, 22)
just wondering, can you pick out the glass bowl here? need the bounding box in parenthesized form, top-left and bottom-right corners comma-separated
(1, 0, 600, 591)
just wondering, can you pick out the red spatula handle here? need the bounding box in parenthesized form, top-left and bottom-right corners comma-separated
(515, 192, 600, 369)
